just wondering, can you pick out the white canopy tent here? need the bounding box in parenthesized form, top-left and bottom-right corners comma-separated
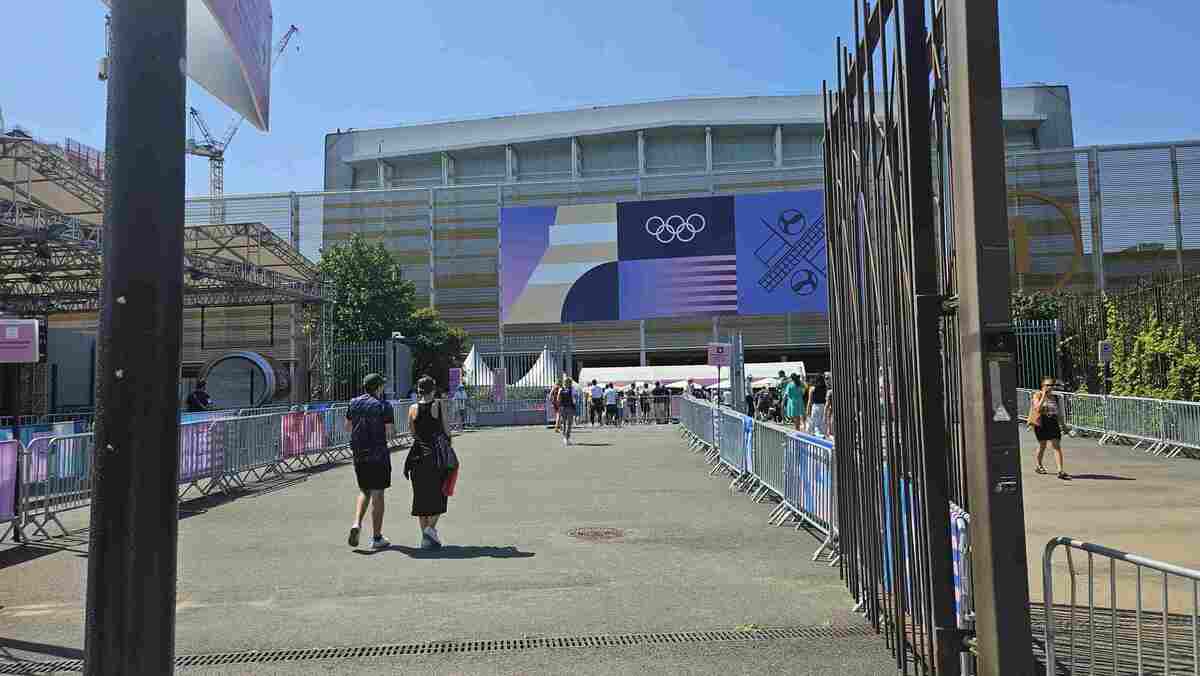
(579, 361, 806, 390)
(460, 346, 495, 387)
(514, 347, 563, 388)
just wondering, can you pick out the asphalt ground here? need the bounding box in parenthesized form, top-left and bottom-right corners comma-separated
(1, 422, 896, 675)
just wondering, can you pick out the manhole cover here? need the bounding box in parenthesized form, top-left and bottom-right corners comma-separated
(567, 527, 625, 541)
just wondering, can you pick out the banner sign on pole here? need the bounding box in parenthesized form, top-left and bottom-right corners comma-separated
(102, 0, 274, 131)
(707, 342, 732, 367)
(0, 319, 38, 364)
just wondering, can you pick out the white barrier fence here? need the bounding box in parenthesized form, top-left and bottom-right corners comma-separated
(1018, 388, 1200, 459)
(5, 399, 430, 541)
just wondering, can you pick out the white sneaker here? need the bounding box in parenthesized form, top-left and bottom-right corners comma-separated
(423, 526, 442, 548)
(371, 534, 391, 550)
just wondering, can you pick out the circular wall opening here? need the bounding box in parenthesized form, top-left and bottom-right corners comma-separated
(200, 351, 290, 408)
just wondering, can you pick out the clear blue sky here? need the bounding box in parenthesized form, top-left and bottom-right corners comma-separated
(3, 1, 1198, 197)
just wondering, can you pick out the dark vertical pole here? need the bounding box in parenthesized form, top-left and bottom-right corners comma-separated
(85, 1, 186, 674)
(895, 0, 960, 673)
(945, 0, 1035, 673)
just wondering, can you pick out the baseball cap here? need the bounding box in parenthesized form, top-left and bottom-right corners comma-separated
(362, 373, 386, 390)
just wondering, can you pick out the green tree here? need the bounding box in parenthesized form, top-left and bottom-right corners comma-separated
(314, 235, 467, 388)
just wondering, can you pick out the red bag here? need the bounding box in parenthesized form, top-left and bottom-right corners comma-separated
(443, 466, 459, 496)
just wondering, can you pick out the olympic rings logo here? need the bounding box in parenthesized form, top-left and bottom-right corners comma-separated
(645, 213, 706, 244)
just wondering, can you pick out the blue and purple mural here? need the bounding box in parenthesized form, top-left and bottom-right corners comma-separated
(499, 190, 826, 324)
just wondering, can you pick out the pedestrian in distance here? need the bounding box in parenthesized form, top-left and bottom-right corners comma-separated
(604, 383, 619, 426)
(1029, 377, 1070, 480)
(186, 379, 212, 413)
(559, 376, 577, 445)
(589, 380, 605, 427)
(404, 375, 453, 549)
(347, 373, 395, 550)
(807, 374, 829, 437)
(783, 373, 806, 432)
(550, 381, 562, 433)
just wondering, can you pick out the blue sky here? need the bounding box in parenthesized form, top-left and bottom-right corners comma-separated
(3, 1, 1198, 197)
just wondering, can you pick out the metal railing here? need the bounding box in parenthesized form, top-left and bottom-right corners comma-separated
(6, 400, 425, 542)
(1018, 388, 1200, 459)
(676, 395, 976, 646)
(1041, 537, 1200, 675)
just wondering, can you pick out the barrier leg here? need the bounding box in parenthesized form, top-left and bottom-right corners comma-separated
(812, 533, 835, 562)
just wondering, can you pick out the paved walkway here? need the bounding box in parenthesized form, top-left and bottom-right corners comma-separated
(1, 424, 895, 675)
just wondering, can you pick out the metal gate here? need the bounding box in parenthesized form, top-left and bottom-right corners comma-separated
(824, 1, 1033, 674)
(1014, 320, 1061, 389)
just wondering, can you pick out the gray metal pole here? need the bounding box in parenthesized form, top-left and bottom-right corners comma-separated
(945, 0, 1035, 673)
(85, 0, 185, 674)
(1089, 148, 1106, 294)
(1171, 145, 1184, 276)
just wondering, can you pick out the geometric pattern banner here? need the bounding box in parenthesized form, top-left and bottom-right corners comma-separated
(499, 190, 826, 324)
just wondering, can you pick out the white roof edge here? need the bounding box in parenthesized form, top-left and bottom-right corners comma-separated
(328, 94, 824, 137)
(343, 118, 827, 164)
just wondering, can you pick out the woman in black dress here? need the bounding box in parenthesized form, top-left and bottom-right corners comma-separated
(1028, 377, 1069, 480)
(404, 376, 451, 549)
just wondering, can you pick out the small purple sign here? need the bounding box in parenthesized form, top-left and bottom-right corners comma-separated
(0, 320, 38, 364)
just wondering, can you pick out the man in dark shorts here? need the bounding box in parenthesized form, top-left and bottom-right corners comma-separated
(346, 373, 395, 549)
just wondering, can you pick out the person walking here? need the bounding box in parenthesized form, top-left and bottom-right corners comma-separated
(783, 373, 806, 432)
(558, 377, 577, 445)
(452, 382, 468, 429)
(404, 375, 453, 549)
(186, 379, 212, 413)
(550, 381, 562, 433)
(604, 383, 619, 426)
(1028, 377, 1069, 480)
(807, 374, 829, 437)
(589, 380, 605, 427)
(346, 373, 395, 550)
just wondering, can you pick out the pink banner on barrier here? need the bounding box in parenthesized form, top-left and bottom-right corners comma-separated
(24, 436, 52, 484)
(0, 440, 18, 521)
(281, 412, 326, 458)
(179, 422, 220, 483)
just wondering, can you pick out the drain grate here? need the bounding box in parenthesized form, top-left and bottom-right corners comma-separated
(567, 527, 625, 541)
(0, 624, 874, 673)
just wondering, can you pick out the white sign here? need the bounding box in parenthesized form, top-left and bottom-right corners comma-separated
(0, 319, 38, 363)
(707, 342, 732, 368)
(1098, 340, 1113, 364)
(101, 0, 273, 131)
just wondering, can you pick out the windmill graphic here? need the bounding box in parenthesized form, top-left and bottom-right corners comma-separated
(754, 208, 826, 292)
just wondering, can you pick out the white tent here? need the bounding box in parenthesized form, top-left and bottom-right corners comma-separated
(579, 361, 807, 391)
(460, 346, 495, 387)
(514, 347, 563, 388)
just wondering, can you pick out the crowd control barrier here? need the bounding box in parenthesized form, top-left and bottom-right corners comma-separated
(676, 395, 975, 632)
(1041, 537, 1199, 675)
(1018, 388, 1200, 459)
(6, 399, 420, 541)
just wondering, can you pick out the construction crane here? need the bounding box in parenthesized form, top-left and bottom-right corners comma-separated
(187, 24, 300, 224)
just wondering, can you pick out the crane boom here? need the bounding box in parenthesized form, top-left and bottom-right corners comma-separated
(218, 24, 300, 147)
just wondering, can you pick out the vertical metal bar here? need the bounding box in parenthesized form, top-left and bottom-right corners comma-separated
(1171, 144, 1184, 276)
(774, 124, 784, 168)
(85, 0, 185, 673)
(1089, 148, 1106, 294)
(899, 0, 959, 672)
(429, 187, 437, 310)
(639, 320, 647, 367)
(1089, 552, 1096, 675)
(1111, 558, 1117, 676)
(1164, 572, 1171, 676)
(1138, 565, 1144, 674)
(945, 0, 1035, 673)
(497, 184, 504, 348)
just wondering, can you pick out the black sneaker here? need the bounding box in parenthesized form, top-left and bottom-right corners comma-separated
(348, 526, 360, 548)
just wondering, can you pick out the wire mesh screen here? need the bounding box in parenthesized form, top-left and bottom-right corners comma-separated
(1014, 320, 1061, 389)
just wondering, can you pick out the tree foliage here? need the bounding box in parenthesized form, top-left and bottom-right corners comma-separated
(314, 235, 467, 387)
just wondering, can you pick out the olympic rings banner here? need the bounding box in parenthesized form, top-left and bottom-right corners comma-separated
(499, 190, 827, 324)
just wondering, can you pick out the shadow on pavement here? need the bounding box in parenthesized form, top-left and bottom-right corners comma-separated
(572, 442, 612, 447)
(1066, 473, 1135, 481)
(0, 637, 83, 661)
(178, 474, 312, 520)
(0, 530, 90, 569)
(355, 545, 535, 559)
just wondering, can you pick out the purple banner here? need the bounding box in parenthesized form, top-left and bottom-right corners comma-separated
(0, 440, 18, 521)
(179, 422, 222, 483)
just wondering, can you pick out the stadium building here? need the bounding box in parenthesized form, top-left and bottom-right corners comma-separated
(322, 86, 1074, 370)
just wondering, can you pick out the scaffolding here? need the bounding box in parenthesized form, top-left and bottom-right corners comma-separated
(0, 131, 324, 314)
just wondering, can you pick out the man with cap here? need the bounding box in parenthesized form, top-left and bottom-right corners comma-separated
(346, 373, 395, 549)
(186, 379, 212, 413)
